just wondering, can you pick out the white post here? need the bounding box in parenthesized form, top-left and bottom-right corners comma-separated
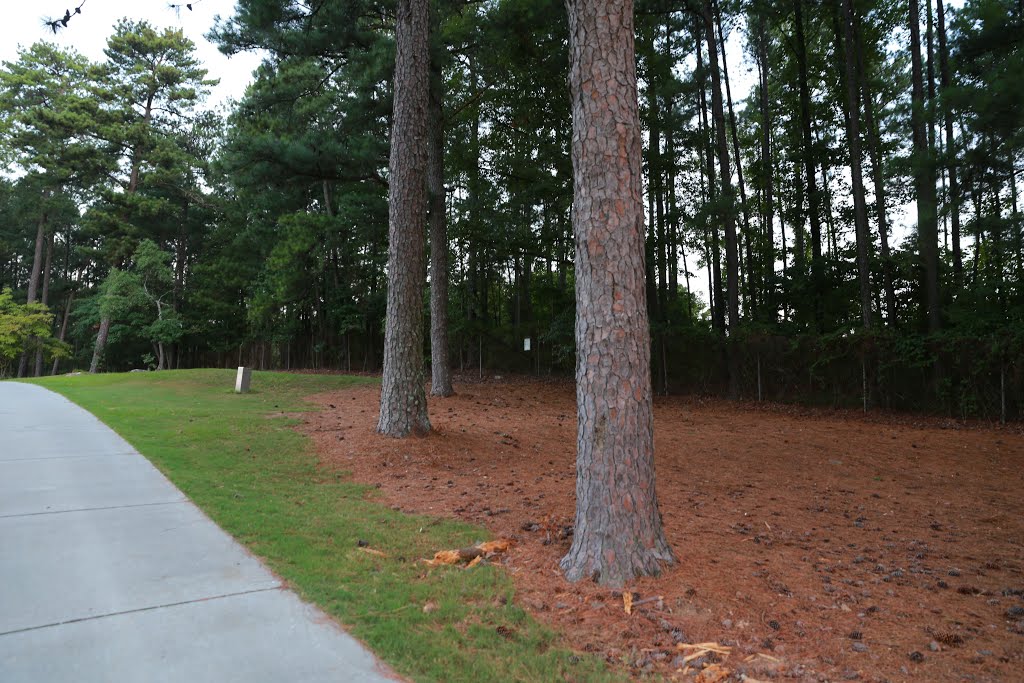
(235, 366, 252, 393)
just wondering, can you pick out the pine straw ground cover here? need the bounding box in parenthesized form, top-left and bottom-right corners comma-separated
(300, 375, 1024, 682)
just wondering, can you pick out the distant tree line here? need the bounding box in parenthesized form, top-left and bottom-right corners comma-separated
(0, 0, 1021, 420)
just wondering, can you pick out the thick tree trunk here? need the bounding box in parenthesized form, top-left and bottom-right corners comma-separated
(89, 316, 111, 374)
(702, 0, 740, 398)
(909, 0, 942, 333)
(428, 46, 453, 397)
(841, 0, 873, 330)
(377, 0, 432, 437)
(793, 0, 824, 330)
(936, 0, 962, 284)
(561, 0, 674, 586)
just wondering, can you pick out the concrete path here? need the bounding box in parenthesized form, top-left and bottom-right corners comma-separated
(0, 382, 399, 683)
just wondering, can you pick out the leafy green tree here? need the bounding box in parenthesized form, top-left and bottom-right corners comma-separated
(87, 20, 214, 372)
(0, 287, 67, 377)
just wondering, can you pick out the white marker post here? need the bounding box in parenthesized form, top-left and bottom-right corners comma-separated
(235, 366, 252, 393)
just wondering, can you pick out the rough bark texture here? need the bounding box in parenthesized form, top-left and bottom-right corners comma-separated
(89, 316, 111, 374)
(377, 0, 432, 437)
(909, 0, 942, 333)
(561, 0, 674, 587)
(841, 0, 873, 330)
(428, 57, 453, 398)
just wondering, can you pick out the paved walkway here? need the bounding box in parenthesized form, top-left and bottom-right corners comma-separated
(0, 382, 398, 683)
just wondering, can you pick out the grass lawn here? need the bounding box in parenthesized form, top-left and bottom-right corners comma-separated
(23, 369, 620, 683)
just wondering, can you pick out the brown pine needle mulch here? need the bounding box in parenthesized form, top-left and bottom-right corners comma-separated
(300, 377, 1024, 681)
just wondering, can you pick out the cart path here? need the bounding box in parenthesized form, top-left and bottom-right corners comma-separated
(0, 381, 399, 683)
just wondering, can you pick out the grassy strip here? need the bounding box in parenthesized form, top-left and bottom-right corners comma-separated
(24, 369, 619, 683)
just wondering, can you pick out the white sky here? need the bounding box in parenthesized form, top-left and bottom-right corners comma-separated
(0, 1, 262, 111)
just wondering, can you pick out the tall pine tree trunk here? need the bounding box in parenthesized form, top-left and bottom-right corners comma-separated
(755, 16, 775, 319)
(697, 39, 725, 332)
(716, 2, 756, 316)
(858, 37, 897, 324)
(18, 208, 48, 378)
(703, 0, 741, 398)
(936, 0, 962, 283)
(561, 0, 674, 586)
(841, 0, 873, 329)
(51, 291, 73, 376)
(910, 0, 942, 333)
(377, 0, 432, 437)
(34, 230, 55, 376)
(428, 42, 453, 397)
(793, 0, 824, 330)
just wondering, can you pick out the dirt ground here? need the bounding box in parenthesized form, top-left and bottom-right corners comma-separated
(299, 375, 1024, 682)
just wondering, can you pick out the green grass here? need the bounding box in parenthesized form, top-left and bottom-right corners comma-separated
(21, 369, 620, 683)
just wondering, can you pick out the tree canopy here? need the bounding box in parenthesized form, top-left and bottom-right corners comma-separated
(0, 0, 1020, 421)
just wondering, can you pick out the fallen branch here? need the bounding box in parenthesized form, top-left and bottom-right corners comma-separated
(422, 539, 514, 567)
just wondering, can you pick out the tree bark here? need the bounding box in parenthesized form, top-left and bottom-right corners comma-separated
(858, 38, 897, 324)
(715, 2, 756, 316)
(89, 317, 111, 374)
(793, 0, 824, 330)
(696, 39, 725, 333)
(561, 0, 674, 586)
(840, 0, 873, 329)
(702, 0, 740, 398)
(755, 16, 775, 319)
(51, 291, 73, 376)
(377, 0, 432, 437)
(910, 0, 942, 333)
(34, 229, 56, 376)
(936, 0, 962, 284)
(428, 38, 453, 398)
(18, 208, 49, 378)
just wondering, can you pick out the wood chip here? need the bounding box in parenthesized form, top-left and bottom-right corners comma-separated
(677, 642, 733, 656)
(696, 663, 731, 682)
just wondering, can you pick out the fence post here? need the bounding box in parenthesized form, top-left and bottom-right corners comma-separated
(757, 351, 762, 402)
(862, 358, 867, 413)
(1001, 364, 1007, 426)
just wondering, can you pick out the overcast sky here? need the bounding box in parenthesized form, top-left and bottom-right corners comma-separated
(0, 1, 262, 110)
